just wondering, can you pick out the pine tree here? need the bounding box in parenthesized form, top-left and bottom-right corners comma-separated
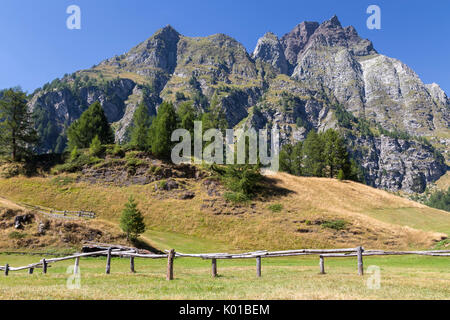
(149, 101, 178, 159)
(130, 102, 152, 151)
(119, 196, 146, 241)
(0, 88, 39, 161)
(89, 135, 103, 157)
(201, 92, 227, 133)
(302, 130, 325, 177)
(279, 144, 294, 174)
(322, 129, 350, 178)
(67, 102, 114, 150)
(177, 101, 197, 134)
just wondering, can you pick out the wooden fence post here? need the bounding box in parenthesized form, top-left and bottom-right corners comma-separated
(130, 255, 135, 273)
(28, 267, 34, 275)
(74, 256, 80, 274)
(4, 264, 9, 276)
(256, 256, 262, 278)
(106, 248, 112, 274)
(211, 258, 217, 278)
(357, 246, 364, 276)
(166, 249, 175, 281)
(42, 259, 47, 274)
(319, 255, 325, 274)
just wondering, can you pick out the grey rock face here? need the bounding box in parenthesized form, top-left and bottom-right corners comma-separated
(349, 135, 447, 193)
(253, 32, 288, 74)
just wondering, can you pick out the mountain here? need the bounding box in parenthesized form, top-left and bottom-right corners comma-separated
(27, 17, 449, 193)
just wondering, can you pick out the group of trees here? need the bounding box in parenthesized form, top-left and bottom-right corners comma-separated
(280, 129, 363, 181)
(127, 92, 227, 159)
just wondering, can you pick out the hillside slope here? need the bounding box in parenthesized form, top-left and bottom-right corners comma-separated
(0, 171, 448, 252)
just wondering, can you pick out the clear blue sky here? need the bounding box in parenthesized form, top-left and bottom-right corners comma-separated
(1, 0, 449, 94)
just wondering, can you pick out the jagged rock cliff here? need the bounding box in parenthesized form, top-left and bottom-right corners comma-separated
(27, 17, 449, 193)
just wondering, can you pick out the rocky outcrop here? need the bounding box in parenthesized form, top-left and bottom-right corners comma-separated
(253, 32, 288, 74)
(348, 134, 447, 193)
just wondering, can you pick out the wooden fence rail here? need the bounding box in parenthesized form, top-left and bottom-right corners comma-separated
(1, 247, 449, 280)
(20, 203, 96, 220)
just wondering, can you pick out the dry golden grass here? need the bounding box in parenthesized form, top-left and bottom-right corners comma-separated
(0, 172, 448, 252)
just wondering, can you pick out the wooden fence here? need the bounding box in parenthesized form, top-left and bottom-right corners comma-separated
(1, 247, 449, 279)
(20, 203, 96, 220)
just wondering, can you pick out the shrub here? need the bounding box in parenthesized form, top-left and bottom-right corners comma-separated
(211, 164, 262, 198)
(321, 220, 348, 231)
(434, 239, 450, 250)
(51, 176, 75, 187)
(224, 192, 249, 204)
(8, 231, 26, 239)
(337, 169, 345, 181)
(89, 135, 104, 157)
(268, 204, 283, 212)
(425, 188, 450, 212)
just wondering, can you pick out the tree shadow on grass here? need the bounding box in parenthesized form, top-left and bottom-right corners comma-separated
(131, 238, 164, 254)
(255, 176, 295, 202)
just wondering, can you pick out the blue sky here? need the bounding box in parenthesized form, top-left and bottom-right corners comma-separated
(1, 0, 449, 94)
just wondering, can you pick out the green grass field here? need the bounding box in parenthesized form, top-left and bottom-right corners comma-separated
(0, 254, 449, 300)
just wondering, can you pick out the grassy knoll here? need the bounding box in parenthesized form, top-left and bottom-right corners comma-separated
(0, 254, 448, 300)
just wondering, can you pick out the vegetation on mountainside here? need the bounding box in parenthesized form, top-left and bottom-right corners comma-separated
(280, 129, 362, 181)
(0, 88, 39, 161)
(425, 187, 450, 212)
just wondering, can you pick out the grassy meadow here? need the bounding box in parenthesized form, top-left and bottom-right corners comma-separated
(0, 253, 448, 300)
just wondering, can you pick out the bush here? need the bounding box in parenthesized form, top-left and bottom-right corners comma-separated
(211, 164, 262, 198)
(52, 151, 101, 174)
(337, 169, 345, 181)
(321, 220, 348, 231)
(8, 231, 26, 239)
(268, 204, 283, 212)
(89, 135, 104, 157)
(425, 188, 450, 212)
(224, 192, 249, 204)
(434, 239, 450, 250)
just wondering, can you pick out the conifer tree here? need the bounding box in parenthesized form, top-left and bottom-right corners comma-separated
(67, 102, 114, 150)
(130, 102, 152, 151)
(177, 101, 197, 134)
(0, 88, 39, 161)
(119, 196, 146, 241)
(149, 101, 178, 159)
(322, 129, 350, 178)
(89, 135, 103, 157)
(202, 92, 227, 132)
(302, 130, 325, 177)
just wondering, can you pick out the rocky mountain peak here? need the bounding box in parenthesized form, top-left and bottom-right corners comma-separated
(253, 32, 288, 74)
(426, 83, 449, 106)
(322, 14, 342, 28)
(154, 25, 180, 38)
(280, 21, 319, 67)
